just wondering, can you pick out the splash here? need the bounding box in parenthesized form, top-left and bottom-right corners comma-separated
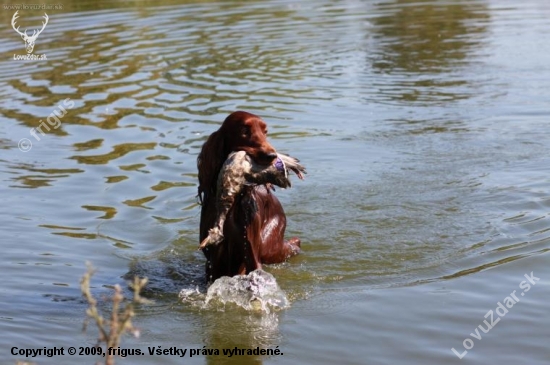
(179, 270, 289, 313)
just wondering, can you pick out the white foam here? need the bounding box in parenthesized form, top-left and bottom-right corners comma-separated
(179, 270, 289, 313)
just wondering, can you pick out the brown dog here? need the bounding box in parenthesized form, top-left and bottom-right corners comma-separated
(197, 111, 301, 282)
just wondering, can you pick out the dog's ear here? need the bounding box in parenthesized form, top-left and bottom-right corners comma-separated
(197, 129, 226, 203)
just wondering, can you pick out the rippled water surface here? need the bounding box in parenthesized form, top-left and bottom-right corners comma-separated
(1, 0, 550, 364)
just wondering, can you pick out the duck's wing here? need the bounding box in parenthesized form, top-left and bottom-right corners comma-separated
(277, 153, 306, 180)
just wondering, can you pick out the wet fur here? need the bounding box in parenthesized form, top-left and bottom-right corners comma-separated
(197, 111, 302, 282)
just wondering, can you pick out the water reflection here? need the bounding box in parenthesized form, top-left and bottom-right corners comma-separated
(201, 310, 280, 365)
(369, 0, 490, 103)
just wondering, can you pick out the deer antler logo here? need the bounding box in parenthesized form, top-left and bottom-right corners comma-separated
(11, 11, 49, 54)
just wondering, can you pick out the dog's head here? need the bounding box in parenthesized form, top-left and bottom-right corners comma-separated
(197, 111, 277, 201)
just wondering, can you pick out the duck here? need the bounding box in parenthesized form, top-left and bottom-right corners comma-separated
(198, 151, 305, 249)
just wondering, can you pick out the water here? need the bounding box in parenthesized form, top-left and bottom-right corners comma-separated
(1, 0, 549, 364)
(179, 270, 289, 312)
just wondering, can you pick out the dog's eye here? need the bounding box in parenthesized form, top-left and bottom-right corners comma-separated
(241, 127, 250, 137)
(264, 129, 268, 135)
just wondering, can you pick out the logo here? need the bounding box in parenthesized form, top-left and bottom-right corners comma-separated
(11, 10, 48, 56)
